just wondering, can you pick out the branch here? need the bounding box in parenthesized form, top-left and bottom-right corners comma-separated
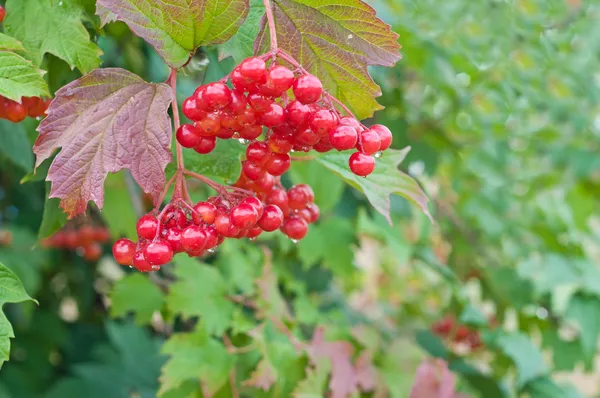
(262, 0, 278, 51)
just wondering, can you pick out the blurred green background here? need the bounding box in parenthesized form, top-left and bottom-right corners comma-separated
(1, 0, 600, 397)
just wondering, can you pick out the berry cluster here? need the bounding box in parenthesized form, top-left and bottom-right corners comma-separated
(42, 225, 110, 262)
(0, 96, 50, 123)
(176, 56, 392, 177)
(431, 316, 483, 351)
(112, 187, 313, 271)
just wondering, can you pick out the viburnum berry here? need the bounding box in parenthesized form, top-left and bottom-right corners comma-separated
(239, 125, 263, 140)
(194, 136, 217, 154)
(181, 226, 207, 252)
(239, 57, 267, 83)
(286, 100, 312, 126)
(260, 103, 285, 127)
(133, 250, 154, 272)
(265, 65, 295, 94)
(182, 97, 206, 121)
(165, 228, 184, 253)
(0, 6, 5, 23)
(349, 152, 375, 176)
(246, 142, 270, 164)
(288, 184, 314, 210)
(193, 202, 217, 224)
(371, 124, 393, 150)
(165, 208, 187, 229)
(242, 160, 265, 180)
(281, 217, 309, 240)
(268, 134, 294, 154)
(293, 74, 323, 104)
(329, 125, 358, 151)
(310, 109, 337, 136)
(145, 241, 173, 265)
(265, 153, 291, 176)
(258, 205, 284, 231)
(176, 124, 201, 148)
(195, 113, 221, 135)
(137, 214, 159, 240)
(202, 82, 232, 110)
(113, 238, 136, 265)
(358, 129, 381, 155)
(5, 101, 27, 123)
(248, 93, 273, 113)
(231, 203, 259, 229)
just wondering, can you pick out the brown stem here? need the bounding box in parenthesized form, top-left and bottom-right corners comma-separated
(154, 174, 177, 212)
(183, 170, 255, 197)
(169, 69, 183, 172)
(262, 0, 278, 51)
(290, 155, 315, 161)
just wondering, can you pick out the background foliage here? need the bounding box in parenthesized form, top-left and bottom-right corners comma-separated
(1, 0, 599, 397)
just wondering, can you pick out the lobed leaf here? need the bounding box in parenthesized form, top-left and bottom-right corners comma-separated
(0, 33, 25, 52)
(97, 0, 250, 68)
(0, 51, 49, 103)
(4, 0, 102, 74)
(33, 68, 173, 218)
(110, 274, 164, 325)
(317, 148, 431, 224)
(255, 0, 401, 119)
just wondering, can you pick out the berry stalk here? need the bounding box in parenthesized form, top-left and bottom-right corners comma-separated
(263, 0, 278, 51)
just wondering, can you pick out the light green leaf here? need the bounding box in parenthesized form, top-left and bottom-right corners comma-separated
(298, 218, 354, 277)
(5, 0, 102, 74)
(290, 161, 344, 213)
(97, 0, 250, 69)
(103, 173, 139, 241)
(0, 51, 49, 102)
(110, 274, 164, 325)
(166, 257, 235, 335)
(317, 148, 430, 223)
(293, 359, 331, 398)
(0, 262, 36, 369)
(0, 119, 33, 171)
(565, 294, 600, 365)
(494, 332, 548, 388)
(159, 326, 234, 396)
(0, 33, 25, 52)
(219, 0, 264, 63)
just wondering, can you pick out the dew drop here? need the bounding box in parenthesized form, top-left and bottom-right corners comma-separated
(249, 237, 257, 241)
(238, 138, 249, 145)
(374, 151, 383, 158)
(128, 266, 133, 269)
(36, 116, 42, 121)
(290, 239, 299, 244)
(208, 248, 216, 253)
(290, 149, 296, 153)
(58, 1, 63, 5)
(152, 265, 160, 271)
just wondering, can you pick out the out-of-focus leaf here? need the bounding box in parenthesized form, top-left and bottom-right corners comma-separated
(0, 51, 49, 102)
(219, 0, 264, 63)
(493, 332, 548, 388)
(97, 0, 250, 68)
(298, 218, 354, 276)
(38, 183, 67, 240)
(0, 33, 25, 52)
(110, 274, 164, 325)
(0, 119, 33, 171)
(290, 161, 345, 214)
(103, 173, 139, 240)
(565, 294, 600, 365)
(33, 68, 173, 218)
(409, 359, 458, 398)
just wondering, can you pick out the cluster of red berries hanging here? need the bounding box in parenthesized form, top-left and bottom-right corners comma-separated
(112, 186, 313, 272)
(431, 316, 483, 351)
(41, 225, 110, 262)
(0, 96, 50, 123)
(176, 56, 393, 177)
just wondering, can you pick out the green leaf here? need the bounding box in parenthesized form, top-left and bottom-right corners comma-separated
(0, 262, 36, 369)
(166, 257, 235, 335)
(0, 33, 25, 52)
(293, 359, 331, 398)
(0, 51, 49, 102)
(219, 0, 264, 63)
(493, 332, 548, 389)
(110, 274, 164, 325)
(290, 161, 344, 214)
(97, 0, 250, 69)
(168, 139, 245, 184)
(0, 119, 33, 171)
(297, 218, 354, 276)
(459, 304, 488, 327)
(159, 326, 234, 396)
(38, 183, 67, 240)
(4, 0, 102, 74)
(103, 173, 139, 241)
(525, 377, 584, 398)
(255, 0, 401, 119)
(565, 294, 600, 365)
(317, 148, 430, 223)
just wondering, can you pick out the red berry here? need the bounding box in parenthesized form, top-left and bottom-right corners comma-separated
(293, 75, 323, 104)
(266, 188, 289, 213)
(260, 103, 285, 127)
(242, 196, 264, 218)
(314, 136, 334, 153)
(265, 153, 291, 176)
(193, 87, 211, 112)
(242, 160, 265, 181)
(268, 134, 294, 154)
(239, 57, 267, 83)
(239, 125, 263, 140)
(0, 6, 5, 23)
(238, 108, 258, 126)
(231, 67, 257, 93)
(229, 91, 248, 114)
(246, 142, 270, 164)
(281, 217, 309, 240)
(358, 129, 381, 155)
(258, 205, 284, 231)
(182, 97, 206, 121)
(309, 109, 337, 136)
(94, 228, 111, 243)
(215, 214, 239, 237)
(295, 127, 320, 146)
(231, 203, 259, 229)
(349, 152, 375, 176)
(202, 82, 232, 110)
(113, 238, 135, 265)
(195, 113, 221, 136)
(181, 226, 207, 252)
(254, 173, 275, 192)
(165, 228, 184, 253)
(145, 241, 173, 265)
(339, 116, 363, 132)
(297, 208, 312, 223)
(329, 125, 358, 151)
(193, 202, 217, 224)
(285, 100, 313, 126)
(288, 184, 314, 210)
(216, 125, 236, 139)
(5, 101, 27, 123)
(165, 208, 187, 229)
(371, 124, 392, 150)
(246, 226, 263, 239)
(194, 136, 217, 154)
(137, 214, 159, 240)
(176, 124, 201, 148)
(133, 250, 153, 272)
(248, 93, 273, 113)
(307, 204, 320, 223)
(204, 226, 219, 249)
(265, 65, 295, 94)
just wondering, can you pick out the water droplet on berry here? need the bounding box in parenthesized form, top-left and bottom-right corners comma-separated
(291, 239, 299, 244)
(374, 151, 383, 158)
(152, 265, 160, 271)
(208, 248, 216, 253)
(128, 266, 133, 269)
(238, 138, 249, 145)
(36, 116, 42, 121)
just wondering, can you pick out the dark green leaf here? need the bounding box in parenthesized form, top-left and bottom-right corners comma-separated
(110, 274, 164, 325)
(0, 119, 33, 171)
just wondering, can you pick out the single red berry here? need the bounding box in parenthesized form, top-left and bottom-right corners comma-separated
(165, 208, 187, 229)
(257, 83, 281, 98)
(194, 136, 217, 154)
(260, 103, 285, 127)
(216, 125, 236, 139)
(293, 75, 323, 104)
(0, 6, 6, 23)
(248, 93, 273, 113)
(64, 230, 79, 249)
(93, 227, 111, 243)
(113, 238, 135, 265)
(193, 86, 211, 112)
(145, 241, 173, 265)
(242, 160, 265, 181)
(265, 153, 291, 176)
(195, 113, 221, 136)
(339, 116, 363, 132)
(214, 213, 233, 236)
(239, 57, 267, 83)
(176, 124, 201, 148)
(266, 188, 289, 214)
(265, 65, 295, 94)
(5, 100, 27, 123)
(309, 109, 337, 136)
(285, 100, 313, 126)
(182, 97, 206, 121)
(242, 196, 264, 218)
(349, 152, 375, 176)
(307, 204, 320, 223)
(246, 141, 270, 164)
(329, 125, 358, 151)
(204, 225, 219, 249)
(268, 134, 294, 154)
(229, 91, 248, 114)
(192, 202, 217, 224)
(181, 225, 207, 252)
(455, 326, 470, 342)
(231, 203, 259, 229)
(370, 124, 392, 150)
(254, 173, 275, 192)
(231, 67, 257, 93)
(239, 125, 263, 140)
(281, 217, 309, 240)
(358, 129, 381, 155)
(137, 214, 159, 240)
(246, 226, 263, 239)
(133, 250, 154, 272)
(165, 228, 184, 253)
(258, 205, 284, 231)
(295, 127, 320, 146)
(202, 82, 232, 110)
(297, 208, 312, 223)
(314, 136, 334, 153)
(79, 225, 96, 245)
(288, 184, 314, 210)
(238, 108, 258, 126)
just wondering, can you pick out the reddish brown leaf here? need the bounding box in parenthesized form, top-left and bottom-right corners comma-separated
(34, 68, 173, 217)
(243, 358, 277, 391)
(410, 359, 464, 398)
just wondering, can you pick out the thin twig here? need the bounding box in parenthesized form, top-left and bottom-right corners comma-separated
(223, 336, 240, 398)
(262, 0, 278, 50)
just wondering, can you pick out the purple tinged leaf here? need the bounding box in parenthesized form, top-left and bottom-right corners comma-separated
(33, 68, 173, 218)
(410, 359, 466, 398)
(96, 0, 250, 68)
